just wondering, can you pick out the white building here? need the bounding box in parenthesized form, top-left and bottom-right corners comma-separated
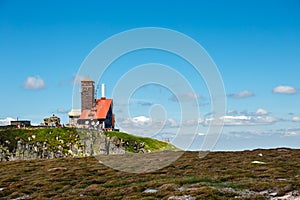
(68, 109, 81, 126)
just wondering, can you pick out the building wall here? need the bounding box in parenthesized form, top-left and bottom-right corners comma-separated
(68, 109, 81, 126)
(11, 121, 31, 127)
(69, 116, 79, 126)
(104, 104, 114, 129)
(81, 80, 95, 110)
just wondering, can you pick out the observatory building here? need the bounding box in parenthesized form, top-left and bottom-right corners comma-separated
(68, 78, 114, 130)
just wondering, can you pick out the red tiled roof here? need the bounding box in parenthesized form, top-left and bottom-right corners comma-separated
(80, 110, 93, 119)
(95, 98, 112, 119)
(81, 77, 93, 82)
(79, 98, 112, 120)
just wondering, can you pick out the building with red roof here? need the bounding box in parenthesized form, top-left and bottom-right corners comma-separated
(70, 78, 114, 130)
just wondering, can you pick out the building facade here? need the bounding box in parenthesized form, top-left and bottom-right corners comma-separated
(81, 78, 95, 111)
(43, 115, 61, 127)
(68, 109, 81, 126)
(69, 78, 115, 130)
(11, 120, 31, 127)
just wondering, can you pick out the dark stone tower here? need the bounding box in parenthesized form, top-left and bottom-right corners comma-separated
(81, 78, 95, 111)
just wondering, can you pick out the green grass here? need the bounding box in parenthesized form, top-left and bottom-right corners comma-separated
(0, 127, 179, 156)
(104, 131, 179, 152)
(0, 127, 80, 152)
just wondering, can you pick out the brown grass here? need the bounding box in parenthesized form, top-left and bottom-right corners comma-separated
(0, 148, 299, 199)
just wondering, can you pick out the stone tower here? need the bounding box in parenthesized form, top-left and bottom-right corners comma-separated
(81, 78, 95, 111)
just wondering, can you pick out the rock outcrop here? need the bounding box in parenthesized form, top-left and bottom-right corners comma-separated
(0, 128, 126, 161)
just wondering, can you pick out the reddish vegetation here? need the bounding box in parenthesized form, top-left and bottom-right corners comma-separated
(0, 148, 299, 199)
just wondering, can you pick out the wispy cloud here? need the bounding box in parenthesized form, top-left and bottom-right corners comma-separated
(204, 108, 278, 126)
(226, 131, 255, 139)
(23, 76, 45, 90)
(118, 116, 180, 129)
(118, 116, 205, 130)
(254, 108, 268, 116)
(170, 92, 203, 102)
(227, 110, 238, 115)
(130, 99, 153, 106)
(181, 118, 204, 126)
(229, 90, 254, 98)
(226, 128, 300, 138)
(282, 128, 300, 137)
(272, 85, 298, 94)
(205, 115, 279, 126)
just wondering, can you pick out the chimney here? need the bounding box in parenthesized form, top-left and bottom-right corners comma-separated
(101, 83, 105, 98)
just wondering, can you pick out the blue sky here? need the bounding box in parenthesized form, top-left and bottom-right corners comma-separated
(0, 0, 300, 150)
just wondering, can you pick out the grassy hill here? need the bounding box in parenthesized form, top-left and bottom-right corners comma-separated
(0, 127, 178, 157)
(0, 148, 299, 199)
(0, 127, 79, 153)
(104, 131, 179, 152)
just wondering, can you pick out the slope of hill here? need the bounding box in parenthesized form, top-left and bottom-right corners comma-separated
(0, 148, 299, 199)
(104, 130, 179, 152)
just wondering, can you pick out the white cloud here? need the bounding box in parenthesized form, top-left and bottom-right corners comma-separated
(229, 90, 254, 98)
(292, 116, 300, 122)
(0, 117, 15, 126)
(198, 132, 206, 136)
(117, 116, 152, 128)
(118, 116, 198, 130)
(227, 110, 238, 115)
(131, 116, 152, 126)
(272, 85, 297, 94)
(204, 115, 278, 126)
(23, 76, 45, 90)
(170, 92, 203, 102)
(165, 118, 180, 128)
(182, 118, 203, 126)
(130, 99, 153, 106)
(255, 108, 268, 115)
(271, 128, 300, 137)
(224, 131, 254, 139)
(203, 108, 277, 126)
(284, 131, 300, 137)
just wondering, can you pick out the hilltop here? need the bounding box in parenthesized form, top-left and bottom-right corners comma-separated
(0, 127, 178, 161)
